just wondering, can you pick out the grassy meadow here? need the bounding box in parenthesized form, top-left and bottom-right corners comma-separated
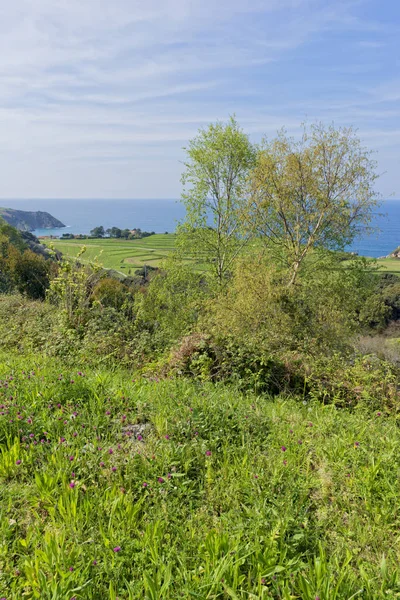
(375, 258, 400, 274)
(43, 235, 178, 272)
(1, 352, 400, 599)
(43, 235, 400, 277)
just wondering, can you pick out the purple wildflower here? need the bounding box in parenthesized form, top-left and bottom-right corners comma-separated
(113, 546, 121, 552)
(205, 450, 212, 456)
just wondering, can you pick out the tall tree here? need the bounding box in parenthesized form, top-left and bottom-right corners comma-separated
(178, 117, 256, 286)
(245, 123, 380, 285)
(90, 226, 105, 238)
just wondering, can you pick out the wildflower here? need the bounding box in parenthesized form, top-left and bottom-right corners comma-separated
(113, 546, 121, 552)
(354, 441, 360, 447)
(100, 462, 105, 467)
(69, 456, 74, 461)
(27, 418, 32, 424)
(298, 440, 303, 444)
(73, 432, 77, 437)
(165, 434, 170, 440)
(137, 434, 143, 441)
(69, 567, 74, 572)
(106, 410, 111, 415)
(108, 448, 113, 454)
(281, 446, 287, 452)
(205, 450, 212, 456)
(16, 459, 21, 465)
(112, 466, 117, 472)
(69, 481, 75, 489)
(142, 482, 148, 487)
(93, 560, 97, 565)
(167, 473, 172, 479)
(283, 459, 287, 466)
(377, 411, 382, 416)
(157, 477, 164, 483)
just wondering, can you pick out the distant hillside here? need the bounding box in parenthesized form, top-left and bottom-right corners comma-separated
(0, 207, 65, 231)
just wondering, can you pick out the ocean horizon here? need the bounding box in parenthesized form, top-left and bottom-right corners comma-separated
(0, 197, 399, 259)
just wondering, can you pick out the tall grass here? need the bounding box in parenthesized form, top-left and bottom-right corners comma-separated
(0, 353, 400, 598)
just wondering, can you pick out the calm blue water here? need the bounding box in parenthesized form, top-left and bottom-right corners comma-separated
(0, 199, 185, 239)
(0, 198, 399, 258)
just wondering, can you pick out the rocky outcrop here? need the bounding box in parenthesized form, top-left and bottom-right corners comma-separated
(0, 208, 65, 231)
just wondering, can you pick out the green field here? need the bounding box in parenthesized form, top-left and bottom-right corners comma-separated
(375, 258, 400, 274)
(44, 235, 400, 278)
(43, 235, 178, 272)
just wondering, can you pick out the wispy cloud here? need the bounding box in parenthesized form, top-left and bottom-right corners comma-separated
(0, 0, 398, 197)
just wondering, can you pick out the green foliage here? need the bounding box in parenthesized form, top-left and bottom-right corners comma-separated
(205, 252, 375, 356)
(13, 249, 54, 300)
(90, 225, 105, 238)
(246, 123, 380, 285)
(0, 223, 55, 299)
(359, 273, 400, 330)
(135, 257, 207, 348)
(47, 247, 102, 332)
(1, 353, 400, 597)
(178, 116, 256, 286)
(92, 277, 134, 312)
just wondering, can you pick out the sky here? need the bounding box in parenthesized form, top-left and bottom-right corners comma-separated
(0, 0, 399, 199)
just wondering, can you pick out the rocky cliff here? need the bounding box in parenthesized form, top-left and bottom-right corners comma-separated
(0, 207, 65, 231)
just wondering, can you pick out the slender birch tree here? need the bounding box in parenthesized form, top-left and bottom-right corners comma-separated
(246, 123, 380, 285)
(178, 117, 256, 287)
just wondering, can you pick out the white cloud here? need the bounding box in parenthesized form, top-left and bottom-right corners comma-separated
(0, 0, 397, 197)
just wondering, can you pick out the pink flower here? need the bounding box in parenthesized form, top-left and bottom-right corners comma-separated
(205, 450, 212, 456)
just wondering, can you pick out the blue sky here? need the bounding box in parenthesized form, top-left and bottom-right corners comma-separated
(0, 0, 399, 198)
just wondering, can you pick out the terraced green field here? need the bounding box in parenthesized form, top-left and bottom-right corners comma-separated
(45, 235, 400, 278)
(43, 235, 178, 272)
(375, 258, 400, 274)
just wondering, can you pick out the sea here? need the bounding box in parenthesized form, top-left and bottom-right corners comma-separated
(0, 197, 399, 259)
